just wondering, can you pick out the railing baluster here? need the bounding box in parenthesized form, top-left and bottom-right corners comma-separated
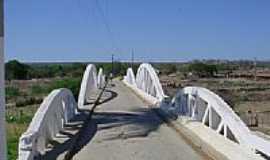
(202, 106, 210, 125)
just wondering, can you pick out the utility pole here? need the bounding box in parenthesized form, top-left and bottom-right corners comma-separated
(254, 57, 257, 81)
(0, 0, 6, 159)
(111, 54, 114, 76)
(131, 49, 134, 70)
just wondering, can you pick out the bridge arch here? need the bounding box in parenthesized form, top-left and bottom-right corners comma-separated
(135, 63, 165, 101)
(19, 64, 106, 159)
(124, 68, 136, 86)
(97, 68, 105, 88)
(19, 89, 77, 159)
(123, 63, 270, 157)
(172, 86, 270, 156)
(78, 64, 98, 107)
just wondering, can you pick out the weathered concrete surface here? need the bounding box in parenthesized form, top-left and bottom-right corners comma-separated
(18, 89, 79, 160)
(73, 80, 209, 160)
(157, 112, 264, 160)
(174, 118, 264, 160)
(124, 79, 265, 160)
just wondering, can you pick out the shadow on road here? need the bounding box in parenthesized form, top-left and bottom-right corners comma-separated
(92, 107, 169, 141)
(41, 107, 172, 160)
(40, 82, 176, 160)
(84, 89, 118, 107)
(40, 113, 97, 160)
(97, 89, 118, 105)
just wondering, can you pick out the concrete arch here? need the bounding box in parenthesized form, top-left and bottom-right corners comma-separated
(124, 68, 136, 86)
(19, 64, 104, 160)
(78, 64, 98, 107)
(97, 68, 105, 88)
(173, 87, 270, 156)
(135, 63, 165, 101)
(19, 89, 77, 160)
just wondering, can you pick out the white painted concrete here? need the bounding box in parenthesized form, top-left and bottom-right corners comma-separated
(168, 116, 264, 160)
(173, 87, 270, 156)
(124, 68, 136, 86)
(78, 64, 106, 110)
(97, 68, 105, 89)
(123, 80, 159, 105)
(18, 89, 78, 160)
(123, 63, 270, 159)
(78, 64, 98, 108)
(18, 64, 105, 160)
(136, 63, 166, 101)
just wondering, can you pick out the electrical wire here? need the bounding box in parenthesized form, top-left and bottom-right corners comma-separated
(93, 0, 122, 54)
(73, 0, 122, 59)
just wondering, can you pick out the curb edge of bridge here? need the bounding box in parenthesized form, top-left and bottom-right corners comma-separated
(122, 80, 264, 160)
(155, 109, 227, 160)
(121, 81, 219, 160)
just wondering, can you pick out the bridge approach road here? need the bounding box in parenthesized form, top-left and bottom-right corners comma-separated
(73, 80, 210, 160)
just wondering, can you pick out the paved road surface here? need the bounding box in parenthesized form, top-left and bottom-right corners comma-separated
(72, 80, 209, 160)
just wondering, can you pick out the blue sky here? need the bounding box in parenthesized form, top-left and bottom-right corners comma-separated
(5, 0, 270, 62)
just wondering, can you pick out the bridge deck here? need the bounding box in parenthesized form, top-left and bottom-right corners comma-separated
(71, 80, 209, 160)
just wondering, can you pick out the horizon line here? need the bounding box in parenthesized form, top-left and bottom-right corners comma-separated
(6, 58, 270, 64)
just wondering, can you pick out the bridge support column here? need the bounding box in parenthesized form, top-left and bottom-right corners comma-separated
(0, 0, 6, 159)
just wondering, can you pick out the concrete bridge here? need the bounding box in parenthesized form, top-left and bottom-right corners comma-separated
(0, 0, 268, 159)
(17, 63, 270, 160)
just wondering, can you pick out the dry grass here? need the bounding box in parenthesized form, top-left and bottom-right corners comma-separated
(6, 104, 39, 160)
(160, 75, 270, 136)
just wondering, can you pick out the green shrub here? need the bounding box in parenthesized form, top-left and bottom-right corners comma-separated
(48, 78, 81, 100)
(30, 85, 49, 95)
(7, 134, 19, 160)
(5, 60, 30, 80)
(16, 97, 43, 107)
(153, 63, 178, 75)
(6, 87, 20, 98)
(188, 62, 217, 77)
(6, 110, 33, 124)
(7, 122, 29, 160)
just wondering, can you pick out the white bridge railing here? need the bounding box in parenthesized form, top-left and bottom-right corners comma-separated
(18, 89, 78, 160)
(123, 63, 270, 158)
(18, 64, 105, 160)
(173, 87, 270, 157)
(124, 63, 166, 103)
(78, 64, 105, 108)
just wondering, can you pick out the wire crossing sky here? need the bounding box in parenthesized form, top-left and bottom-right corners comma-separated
(5, 0, 270, 62)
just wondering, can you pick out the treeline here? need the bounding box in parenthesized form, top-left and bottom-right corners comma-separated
(5, 60, 138, 80)
(8, 59, 260, 80)
(153, 61, 238, 78)
(96, 62, 140, 76)
(5, 60, 86, 80)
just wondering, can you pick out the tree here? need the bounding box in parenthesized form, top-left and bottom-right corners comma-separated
(188, 62, 217, 77)
(5, 60, 30, 80)
(162, 64, 177, 74)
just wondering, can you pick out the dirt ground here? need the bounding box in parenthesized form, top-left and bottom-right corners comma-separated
(159, 74, 270, 135)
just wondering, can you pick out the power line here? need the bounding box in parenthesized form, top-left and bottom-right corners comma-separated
(74, 0, 122, 58)
(94, 0, 122, 54)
